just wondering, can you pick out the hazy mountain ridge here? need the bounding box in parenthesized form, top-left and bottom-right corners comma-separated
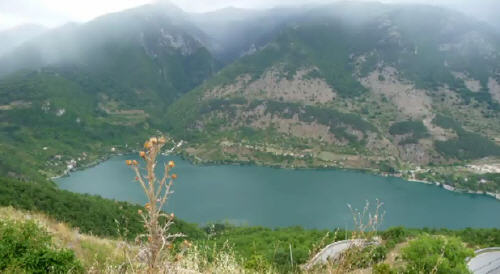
(0, 24, 47, 57)
(0, 3, 218, 179)
(0, 2, 499, 192)
(165, 3, 500, 192)
(1, 3, 500, 273)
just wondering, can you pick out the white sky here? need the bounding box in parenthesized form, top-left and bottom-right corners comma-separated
(0, 0, 490, 31)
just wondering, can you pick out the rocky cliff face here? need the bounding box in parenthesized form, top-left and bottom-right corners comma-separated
(165, 3, 500, 170)
(1, 2, 499, 177)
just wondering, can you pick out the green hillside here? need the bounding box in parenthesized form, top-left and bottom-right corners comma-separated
(0, 2, 499, 272)
(1, 175, 499, 273)
(165, 4, 500, 193)
(0, 4, 219, 179)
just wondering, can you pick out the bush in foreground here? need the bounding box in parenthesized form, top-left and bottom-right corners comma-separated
(401, 234, 474, 273)
(0, 219, 83, 273)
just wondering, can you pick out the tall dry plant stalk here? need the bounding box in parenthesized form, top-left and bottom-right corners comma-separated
(347, 199, 385, 240)
(304, 200, 386, 273)
(333, 200, 385, 273)
(126, 136, 185, 273)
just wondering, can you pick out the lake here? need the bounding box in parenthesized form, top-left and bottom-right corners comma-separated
(56, 155, 500, 230)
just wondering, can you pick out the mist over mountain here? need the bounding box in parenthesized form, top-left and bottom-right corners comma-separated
(0, 0, 499, 193)
(0, 24, 46, 57)
(435, 0, 500, 31)
(1, 2, 500, 274)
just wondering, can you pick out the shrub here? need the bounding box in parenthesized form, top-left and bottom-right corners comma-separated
(389, 120, 429, 145)
(0, 177, 205, 241)
(341, 245, 388, 270)
(401, 234, 473, 274)
(382, 226, 408, 248)
(373, 263, 396, 274)
(0, 219, 83, 273)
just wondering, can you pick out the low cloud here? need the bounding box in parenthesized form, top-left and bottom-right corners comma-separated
(1, 0, 498, 31)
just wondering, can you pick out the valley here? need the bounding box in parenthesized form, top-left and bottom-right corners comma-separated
(1, 1, 500, 272)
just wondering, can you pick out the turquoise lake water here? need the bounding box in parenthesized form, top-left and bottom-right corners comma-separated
(56, 155, 500, 229)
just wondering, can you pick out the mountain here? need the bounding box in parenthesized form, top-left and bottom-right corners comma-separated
(189, 6, 304, 63)
(444, 0, 500, 31)
(166, 3, 500, 192)
(0, 24, 46, 57)
(0, 3, 218, 178)
(0, 2, 499, 193)
(0, 4, 217, 95)
(1, 3, 500, 273)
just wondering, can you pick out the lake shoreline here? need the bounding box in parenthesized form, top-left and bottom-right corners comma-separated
(56, 153, 500, 229)
(405, 178, 500, 201)
(178, 152, 500, 202)
(54, 151, 500, 202)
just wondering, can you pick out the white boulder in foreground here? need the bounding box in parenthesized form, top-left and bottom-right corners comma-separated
(302, 238, 381, 270)
(468, 248, 500, 274)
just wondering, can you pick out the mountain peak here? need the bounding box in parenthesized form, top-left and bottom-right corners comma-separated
(152, 0, 185, 12)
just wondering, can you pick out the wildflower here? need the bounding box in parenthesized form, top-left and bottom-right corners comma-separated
(135, 176, 139, 181)
(148, 236, 152, 243)
(132, 160, 138, 166)
(158, 136, 166, 144)
(183, 240, 192, 248)
(139, 151, 146, 158)
(168, 161, 175, 168)
(126, 160, 132, 166)
(167, 243, 173, 249)
(145, 203, 151, 210)
(150, 137, 158, 144)
(144, 141, 152, 149)
(170, 213, 175, 219)
(138, 209, 143, 214)
(172, 174, 177, 179)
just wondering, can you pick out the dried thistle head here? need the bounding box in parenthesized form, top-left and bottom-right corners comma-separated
(151, 137, 159, 145)
(182, 240, 192, 249)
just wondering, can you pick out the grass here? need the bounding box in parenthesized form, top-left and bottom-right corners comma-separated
(1, 201, 498, 273)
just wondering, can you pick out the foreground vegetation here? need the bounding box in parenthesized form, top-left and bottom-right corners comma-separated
(0, 216, 83, 273)
(1, 2, 500, 272)
(0, 177, 203, 241)
(1, 153, 499, 272)
(2, 202, 497, 273)
(1, 137, 499, 272)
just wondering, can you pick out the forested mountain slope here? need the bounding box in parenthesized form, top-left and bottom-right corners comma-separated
(0, 3, 218, 179)
(1, 2, 500, 272)
(0, 2, 499, 192)
(166, 3, 500, 192)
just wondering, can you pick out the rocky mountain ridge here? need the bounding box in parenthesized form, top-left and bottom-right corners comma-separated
(0, 2, 499, 193)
